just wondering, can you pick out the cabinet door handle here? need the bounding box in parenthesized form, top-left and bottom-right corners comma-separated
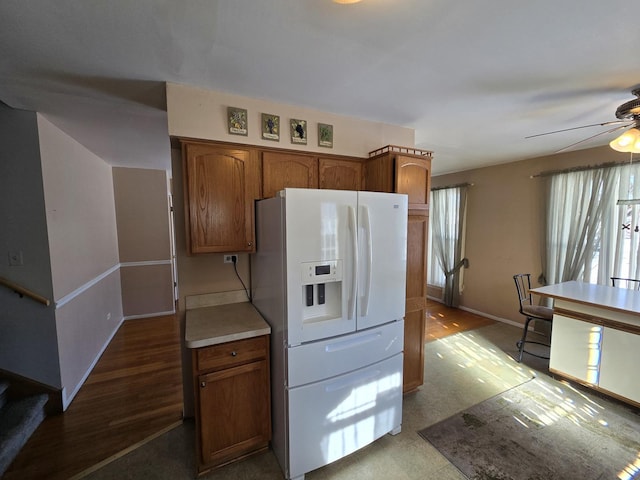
(231, 351, 237, 357)
(200, 381, 206, 388)
(247, 241, 253, 246)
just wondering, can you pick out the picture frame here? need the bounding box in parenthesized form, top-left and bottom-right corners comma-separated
(227, 107, 248, 136)
(261, 113, 280, 141)
(290, 119, 307, 145)
(318, 123, 333, 148)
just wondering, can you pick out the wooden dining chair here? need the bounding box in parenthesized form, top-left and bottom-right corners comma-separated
(512, 274, 554, 363)
(610, 277, 640, 290)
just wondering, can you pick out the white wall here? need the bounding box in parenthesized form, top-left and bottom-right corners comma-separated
(0, 103, 60, 388)
(37, 115, 123, 407)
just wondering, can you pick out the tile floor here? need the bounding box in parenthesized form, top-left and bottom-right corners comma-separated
(84, 322, 557, 480)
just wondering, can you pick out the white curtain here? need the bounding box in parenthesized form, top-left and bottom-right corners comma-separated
(428, 185, 468, 306)
(543, 162, 640, 286)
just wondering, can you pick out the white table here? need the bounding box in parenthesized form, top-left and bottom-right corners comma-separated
(532, 281, 640, 407)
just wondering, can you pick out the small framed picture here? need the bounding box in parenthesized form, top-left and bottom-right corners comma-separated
(227, 107, 248, 136)
(261, 113, 280, 141)
(290, 119, 307, 145)
(318, 123, 333, 148)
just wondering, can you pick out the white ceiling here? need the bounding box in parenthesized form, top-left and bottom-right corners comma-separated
(1, 0, 639, 175)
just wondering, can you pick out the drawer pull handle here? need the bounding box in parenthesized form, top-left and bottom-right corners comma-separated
(231, 351, 237, 357)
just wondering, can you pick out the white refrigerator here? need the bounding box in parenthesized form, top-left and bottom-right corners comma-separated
(251, 188, 408, 480)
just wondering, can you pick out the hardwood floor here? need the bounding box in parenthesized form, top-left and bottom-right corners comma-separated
(425, 300, 495, 342)
(4, 315, 184, 480)
(4, 304, 492, 479)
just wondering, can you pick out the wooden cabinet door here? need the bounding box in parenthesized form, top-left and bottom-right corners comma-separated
(183, 143, 260, 254)
(262, 151, 318, 198)
(319, 157, 364, 190)
(395, 155, 431, 210)
(403, 211, 428, 393)
(198, 359, 271, 468)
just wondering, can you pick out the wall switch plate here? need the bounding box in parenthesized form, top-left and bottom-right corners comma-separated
(8, 250, 23, 266)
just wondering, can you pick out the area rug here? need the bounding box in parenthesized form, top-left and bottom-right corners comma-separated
(419, 376, 640, 480)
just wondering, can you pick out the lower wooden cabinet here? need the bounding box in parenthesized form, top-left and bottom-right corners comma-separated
(192, 335, 271, 475)
(403, 211, 429, 393)
(403, 310, 426, 392)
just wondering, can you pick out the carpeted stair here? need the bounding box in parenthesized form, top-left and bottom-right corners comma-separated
(0, 380, 48, 476)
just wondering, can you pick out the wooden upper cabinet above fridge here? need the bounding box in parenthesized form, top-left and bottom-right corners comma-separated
(262, 151, 318, 198)
(364, 146, 432, 212)
(182, 141, 261, 254)
(319, 157, 364, 191)
(395, 155, 431, 211)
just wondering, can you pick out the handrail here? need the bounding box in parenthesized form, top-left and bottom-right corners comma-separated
(0, 276, 51, 306)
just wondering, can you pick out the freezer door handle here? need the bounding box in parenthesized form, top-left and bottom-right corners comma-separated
(324, 331, 382, 353)
(360, 205, 373, 317)
(348, 205, 358, 320)
(325, 369, 381, 392)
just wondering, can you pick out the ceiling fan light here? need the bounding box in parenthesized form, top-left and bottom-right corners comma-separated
(610, 128, 640, 153)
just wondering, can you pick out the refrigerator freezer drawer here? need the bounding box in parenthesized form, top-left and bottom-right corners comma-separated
(287, 353, 403, 479)
(287, 320, 404, 388)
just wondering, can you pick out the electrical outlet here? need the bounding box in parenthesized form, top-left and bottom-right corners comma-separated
(224, 254, 238, 264)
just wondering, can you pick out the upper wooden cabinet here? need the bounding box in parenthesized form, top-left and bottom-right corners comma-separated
(395, 156, 431, 209)
(262, 151, 318, 198)
(182, 141, 261, 254)
(365, 145, 432, 211)
(319, 157, 364, 191)
(262, 152, 365, 197)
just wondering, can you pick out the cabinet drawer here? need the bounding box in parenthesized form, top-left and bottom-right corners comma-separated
(196, 336, 268, 372)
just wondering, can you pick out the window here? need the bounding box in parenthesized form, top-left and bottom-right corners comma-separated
(428, 185, 468, 306)
(543, 162, 640, 285)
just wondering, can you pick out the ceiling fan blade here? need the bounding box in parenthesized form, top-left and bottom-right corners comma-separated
(555, 124, 632, 153)
(525, 121, 628, 139)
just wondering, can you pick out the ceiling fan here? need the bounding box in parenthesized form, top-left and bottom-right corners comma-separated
(526, 87, 640, 153)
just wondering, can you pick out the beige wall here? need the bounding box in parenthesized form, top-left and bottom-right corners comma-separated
(166, 82, 414, 158)
(112, 167, 175, 318)
(431, 145, 625, 325)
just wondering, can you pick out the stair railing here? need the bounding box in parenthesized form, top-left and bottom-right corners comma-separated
(0, 276, 50, 306)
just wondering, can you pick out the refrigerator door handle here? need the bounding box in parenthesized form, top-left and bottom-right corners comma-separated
(324, 331, 382, 352)
(348, 206, 358, 320)
(361, 205, 373, 317)
(324, 369, 381, 393)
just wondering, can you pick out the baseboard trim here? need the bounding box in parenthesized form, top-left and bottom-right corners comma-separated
(123, 310, 176, 321)
(458, 306, 524, 329)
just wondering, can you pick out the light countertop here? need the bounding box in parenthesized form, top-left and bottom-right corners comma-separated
(185, 295, 271, 349)
(532, 280, 640, 316)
